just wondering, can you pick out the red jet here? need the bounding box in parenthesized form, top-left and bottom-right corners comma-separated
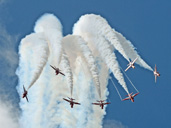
(125, 57, 138, 72)
(50, 65, 65, 76)
(153, 64, 160, 83)
(63, 97, 80, 108)
(92, 100, 110, 109)
(22, 85, 29, 102)
(122, 92, 139, 102)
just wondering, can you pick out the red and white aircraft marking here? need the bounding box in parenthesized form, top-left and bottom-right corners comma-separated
(122, 92, 139, 102)
(125, 57, 138, 72)
(63, 97, 80, 108)
(92, 100, 110, 109)
(153, 64, 160, 83)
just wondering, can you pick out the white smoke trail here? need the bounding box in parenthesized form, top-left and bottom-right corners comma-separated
(62, 35, 102, 98)
(76, 36, 102, 99)
(27, 14, 65, 128)
(73, 14, 129, 94)
(34, 13, 63, 67)
(17, 14, 66, 128)
(73, 14, 152, 72)
(62, 35, 106, 128)
(17, 13, 153, 128)
(73, 14, 130, 62)
(19, 33, 49, 90)
(114, 30, 153, 71)
(60, 51, 73, 97)
(94, 36, 129, 94)
(17, 33, 50, 128)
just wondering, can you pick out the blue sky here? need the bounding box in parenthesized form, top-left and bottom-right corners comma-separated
(0, 0, 171, 128)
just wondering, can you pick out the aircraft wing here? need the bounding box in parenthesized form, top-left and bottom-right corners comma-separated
(68, 97, 75, 100)
(50, 65, 56, 70)
(103, 102, 111, 105)
(92, 103, 101, 105)
(132, 57, 138, 64)
(155, 75, 157, 83)
(73, 102, 80, 105)
(23, 85, 26, 92)
(155, 64, 157, 72)
(133, 92, 139, 97)
(122, 97, 130, 101)
(125, 65, 131, 72)
(126, 92, 133, 96)
(63, 98, 71, 103)
(59, 72, 65, 76)
(26, 96, 29, 102)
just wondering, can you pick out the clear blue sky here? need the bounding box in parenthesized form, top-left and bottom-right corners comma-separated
(0, 0, 170, 128)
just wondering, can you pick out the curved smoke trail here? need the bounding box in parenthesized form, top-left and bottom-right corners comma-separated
(62, 35, 106, 128)
(17, 14, 66, 128)
(34, 13, 63, 67)
(73, 14, 130, 62)
(17, 13, 153, 128)
(73, 14, 129, 94)
(113, 30, 153, 71)
(76, 36, 102, 99)
(60, 50, 73, 97)
(63, 35, 102, 99)
(19, 33, 49, 90)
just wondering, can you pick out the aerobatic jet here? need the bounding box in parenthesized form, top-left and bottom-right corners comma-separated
(63, 97, 80, 108)
(50, 65, 65, 76)
(92, 100, 110, 109)
(153, 64, 160, 83)
(122, 92, 139, 102)
(125, 57, 138, 72)
(22, 85, 29, 102)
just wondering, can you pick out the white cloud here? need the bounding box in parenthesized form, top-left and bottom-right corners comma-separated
(0, 23, 19, 114)
(0, 99, 19, 128)
(103, 119, 128, 128)
(0, 24, 19, 77)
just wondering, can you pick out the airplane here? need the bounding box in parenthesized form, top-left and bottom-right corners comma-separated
(122, 92, 139, 102)
(50, 65, 65, 76)
(63, 97, 80, 108)
(22, 85, 29, 102)
(92, 100, 110, 109)
(153, 64, 160, 83)
(125, 57, 138, 72)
